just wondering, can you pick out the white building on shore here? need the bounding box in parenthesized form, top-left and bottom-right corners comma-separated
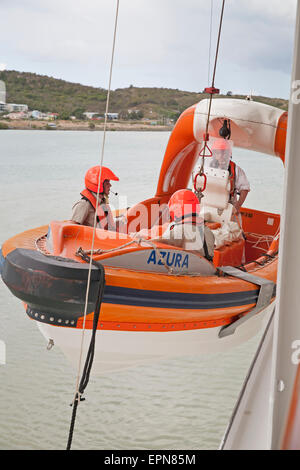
(105, 112, 119, 120)
(0, 80, 5, 103)
(5, 103, 28, 112)
(0, 80, 28, 113)
(0, 80, 6, 111)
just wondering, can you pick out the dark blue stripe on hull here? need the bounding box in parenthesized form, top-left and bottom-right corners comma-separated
(103, 285, 261, 309)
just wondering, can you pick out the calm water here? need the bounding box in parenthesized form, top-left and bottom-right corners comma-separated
(0, 130, 284, 450)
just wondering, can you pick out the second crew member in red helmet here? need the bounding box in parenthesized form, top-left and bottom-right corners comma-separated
(158, 189, 215, 260)
(71, 165, 119, 230)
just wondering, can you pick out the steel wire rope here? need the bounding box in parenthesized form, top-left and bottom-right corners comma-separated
(200, 0, 226, 172)
(66, 0, 120, 451)
(207, 0, 214, 99)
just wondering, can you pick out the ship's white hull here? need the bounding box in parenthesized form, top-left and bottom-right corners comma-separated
(37, 303, 274, 374)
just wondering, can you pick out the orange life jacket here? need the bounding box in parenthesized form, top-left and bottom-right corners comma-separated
(229, 161, 236, 199)
(80, 189, 115, 231)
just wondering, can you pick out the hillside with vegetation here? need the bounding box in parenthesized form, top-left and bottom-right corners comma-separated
(0, 70, 288, 121)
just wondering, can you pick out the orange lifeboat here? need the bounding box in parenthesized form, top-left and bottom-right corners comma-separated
(0, 99, 286, 373)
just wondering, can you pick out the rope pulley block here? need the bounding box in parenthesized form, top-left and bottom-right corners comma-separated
(204, 86, 220, 95)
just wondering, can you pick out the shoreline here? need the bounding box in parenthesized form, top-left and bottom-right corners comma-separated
(0, 119, 174, 132)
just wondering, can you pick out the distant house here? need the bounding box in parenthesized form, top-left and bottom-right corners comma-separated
(0, 80, 6, 104)
(46, 112, 59, 120)
(105, 112, 119, 120)
(31, 110, 42, 119)
(5, 103, 28, 112)
(0, 81, 29, 113)
(83, 112, 99, 120)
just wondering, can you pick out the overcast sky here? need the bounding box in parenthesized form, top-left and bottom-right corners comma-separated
(0, 0, 297, 98)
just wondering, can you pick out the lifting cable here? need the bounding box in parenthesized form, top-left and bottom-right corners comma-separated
(195, 0, 226, 195)
(207, 0, 214, 86)
(66, 0, 120, 451)
(204, 0, 226, 139)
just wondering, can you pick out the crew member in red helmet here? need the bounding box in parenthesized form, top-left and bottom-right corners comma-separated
(158, 189, 215, 260)
(211, 139, 250, 216)
(71, 165, 119, 230)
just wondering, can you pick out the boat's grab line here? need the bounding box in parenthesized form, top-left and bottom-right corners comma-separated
(76, 236, 179, 275)
(76, 235, 214, 276)
(26, 305, 236, 331)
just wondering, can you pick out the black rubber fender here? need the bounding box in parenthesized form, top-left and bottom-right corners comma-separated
(1, 248, 101, 323)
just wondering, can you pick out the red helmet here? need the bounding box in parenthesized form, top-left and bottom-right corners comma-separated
(211, 138, 231, 151)
(168, 190, 200, 221)
(85, 166, 119, 193)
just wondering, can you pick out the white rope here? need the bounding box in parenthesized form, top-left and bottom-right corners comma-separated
(246, 232, 276, 252)
(77, 237, 142, 256)
(77, 235, 203, 277)
(74, 0, 120, 401)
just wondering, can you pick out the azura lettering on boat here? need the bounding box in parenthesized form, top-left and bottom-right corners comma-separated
(147, 250, 189, 268)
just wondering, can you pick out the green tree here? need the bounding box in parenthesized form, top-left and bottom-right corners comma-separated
(136, 110, 144, 119)
(72, 107, 85, 120)
(60, 112, 70, 120)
